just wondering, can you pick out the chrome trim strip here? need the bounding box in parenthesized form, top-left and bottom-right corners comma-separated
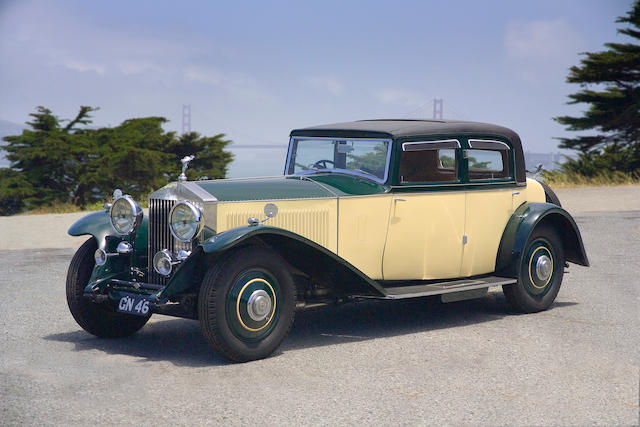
(468, 139, 510, 150)
(402, 139, 461, 151)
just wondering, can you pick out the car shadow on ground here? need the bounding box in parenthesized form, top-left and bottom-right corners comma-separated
(44, 293, 577, 367)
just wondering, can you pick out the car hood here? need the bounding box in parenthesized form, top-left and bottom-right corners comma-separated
(149, 174, 389, 204)
(194, 176, 336, 202)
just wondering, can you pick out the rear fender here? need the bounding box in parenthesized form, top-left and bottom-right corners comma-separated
(495, 202, 589, 277)
(159, 225, 386, 299)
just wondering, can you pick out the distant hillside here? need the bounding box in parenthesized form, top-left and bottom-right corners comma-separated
(0, 119, 26, 168)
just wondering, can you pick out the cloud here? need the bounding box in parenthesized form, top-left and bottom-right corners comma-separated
(183, 65, 273, 103)
(184, 66, 225, 86)
(59, 59, 106, 75)
(304, 76, 344, 96)
(504, 18, 582, 63)
(184, 66, 255, 88)
(0, 0, 276, 123)
(117, 60, 162, 76)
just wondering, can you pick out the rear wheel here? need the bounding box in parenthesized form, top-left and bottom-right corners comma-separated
(503, 225, 565, 313)
(198, 246, 296, 362)
(66, 238, 149, 338)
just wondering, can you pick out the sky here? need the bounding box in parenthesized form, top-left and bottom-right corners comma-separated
(0, 0, 633, 176)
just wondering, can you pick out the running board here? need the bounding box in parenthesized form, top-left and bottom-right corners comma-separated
(356, 276, 517, 300)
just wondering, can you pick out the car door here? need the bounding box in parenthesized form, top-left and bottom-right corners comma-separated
(460, 139, 519, 276)
(382, 139, 466, 280)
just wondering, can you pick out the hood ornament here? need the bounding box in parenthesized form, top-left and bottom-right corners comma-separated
(178, 155, 195, 182)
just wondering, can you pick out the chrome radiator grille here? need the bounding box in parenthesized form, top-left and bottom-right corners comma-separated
(148, 198, 193, 285)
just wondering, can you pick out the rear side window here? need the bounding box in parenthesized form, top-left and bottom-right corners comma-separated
(399, 140, 459, 184)
(467, 140, 512, 181)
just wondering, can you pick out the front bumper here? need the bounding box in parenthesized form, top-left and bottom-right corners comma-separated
(83, 278, 197, 319)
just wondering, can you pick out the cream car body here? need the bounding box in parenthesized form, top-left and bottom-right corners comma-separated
(66, 119, 588, 362)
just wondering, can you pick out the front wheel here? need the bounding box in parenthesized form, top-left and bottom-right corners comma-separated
(66, 238, 149, 338)
(503, 225, 565, 313)
(198, 245, 296, 362)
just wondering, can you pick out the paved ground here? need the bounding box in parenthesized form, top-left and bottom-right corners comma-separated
(0, 187, 639, 425)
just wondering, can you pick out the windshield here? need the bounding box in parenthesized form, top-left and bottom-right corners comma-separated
(286, 138, 391, 183)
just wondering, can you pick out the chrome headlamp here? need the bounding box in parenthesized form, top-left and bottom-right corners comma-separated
(169, 201, 203, 242)
(109, 195, 143, 235)
(153, 249, 176, 276)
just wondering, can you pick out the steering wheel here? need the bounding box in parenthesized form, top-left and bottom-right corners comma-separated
(312, 159, 335, 169)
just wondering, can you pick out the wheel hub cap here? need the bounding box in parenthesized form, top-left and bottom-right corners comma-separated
(247, 290, 272, 322)
(535, 255, 552, 281)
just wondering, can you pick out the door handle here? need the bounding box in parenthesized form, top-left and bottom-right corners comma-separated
(394, 198, 406, 202)
(512, 191, 520, 195)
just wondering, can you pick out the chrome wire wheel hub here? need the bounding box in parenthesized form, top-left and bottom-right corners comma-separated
(247, 290, 272, 322)
(535, 255, 552, 281)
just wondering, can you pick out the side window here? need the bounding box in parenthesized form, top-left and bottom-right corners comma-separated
(399, 140, 459, 184)
(467, 140, 512, 180)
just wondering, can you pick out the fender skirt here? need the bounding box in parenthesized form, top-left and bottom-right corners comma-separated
(160, 225, 387, 299)
(495, 202, 589, 278)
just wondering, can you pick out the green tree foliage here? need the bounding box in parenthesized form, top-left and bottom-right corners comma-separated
(166, 131, 233, 180)
(0, 168, 36, 215)
(345, 141, 389, 174)
(468, 156, 491, 170)
(0, 106, 233, 215)
(554, 1, 640, 176)
(440, 154, 455, 168)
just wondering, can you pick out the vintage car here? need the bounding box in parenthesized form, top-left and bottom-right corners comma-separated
(66, 119, 589, 362)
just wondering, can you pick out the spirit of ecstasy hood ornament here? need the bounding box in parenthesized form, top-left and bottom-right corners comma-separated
(178, 155, 195, 182)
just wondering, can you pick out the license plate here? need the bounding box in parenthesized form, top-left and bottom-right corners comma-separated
(117, 294, 151, 317)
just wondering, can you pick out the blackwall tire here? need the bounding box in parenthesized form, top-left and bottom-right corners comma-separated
(198, 245, 296, 362)
(503, 225, 565, 313)
(66, 238, 149, 338)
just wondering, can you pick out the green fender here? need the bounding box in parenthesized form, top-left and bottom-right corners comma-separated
(68, 210, 148, 253)
(68, 210, 114, 250)
(68, 210, 149, 285)
(159, 225, 387, 299)
(495, 202, 589, 277)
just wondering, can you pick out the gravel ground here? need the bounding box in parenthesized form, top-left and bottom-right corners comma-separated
(0, 187, 639, 426)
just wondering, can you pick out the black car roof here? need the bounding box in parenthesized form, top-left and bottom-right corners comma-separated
(290, 119, 521, 141)
(290, 119, 527, 184)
